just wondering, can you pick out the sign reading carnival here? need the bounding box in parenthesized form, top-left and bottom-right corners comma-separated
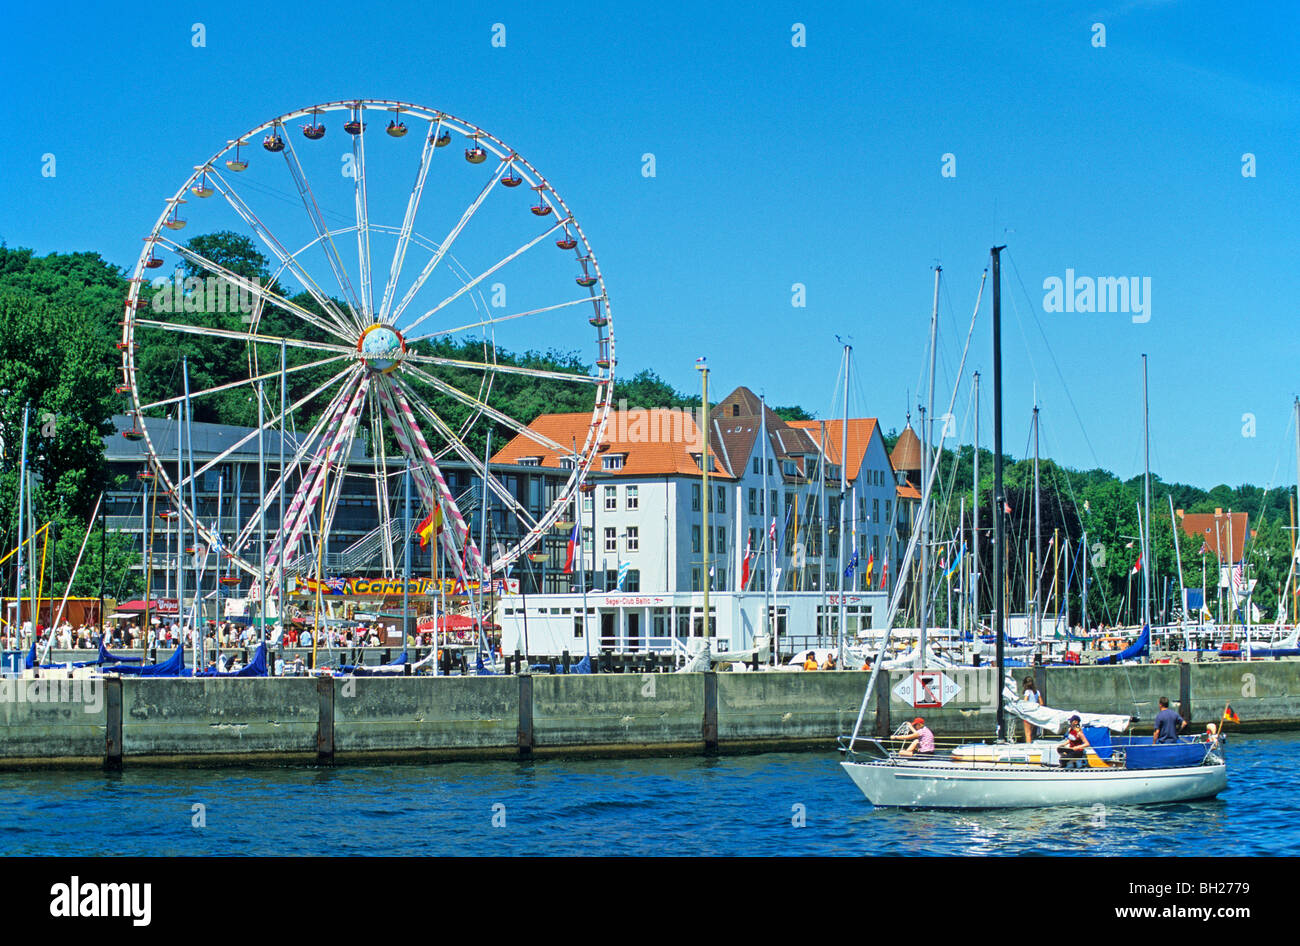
(293, 576, 520, 597)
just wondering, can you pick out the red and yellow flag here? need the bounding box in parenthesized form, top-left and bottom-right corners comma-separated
(1222, 703, 1241, 725)
(417, 506, 443, 549)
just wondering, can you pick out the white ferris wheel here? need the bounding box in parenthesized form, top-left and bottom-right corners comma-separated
(116, 99, 614, 599)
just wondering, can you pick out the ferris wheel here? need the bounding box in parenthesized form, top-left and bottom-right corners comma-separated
(117, 99, 614, 598)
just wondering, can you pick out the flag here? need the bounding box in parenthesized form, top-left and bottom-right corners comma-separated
(1003, 501, 1012, 515)
(768, 517, 777, 542)
(417, 506, 443, 549)
(562, 522, 579, 574)
(943, 544, 965, 582)
(1198, 542, 1208, 555)
(881, 550, 889, 590)
(1232, 560, 1246, 592)
(325, 576, 346, 595)
(1131, 554, 1142, 576)
(1222, 704, 1241, 724)
(843, 549, 858, 579)
(617, 561, 630, 591)
(741, 535, 753, 588)
(864, 553, 874, 585)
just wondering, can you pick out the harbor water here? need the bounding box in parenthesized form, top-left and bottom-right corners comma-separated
(1, 733, 1294, 857)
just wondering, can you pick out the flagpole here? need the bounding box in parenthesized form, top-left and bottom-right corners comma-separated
(403, 460, 411, 653)
(258, 379, 268, 667)
(760, 393, 772, 665)
(837, 342, 850, 667)
(697, 358, 711, 641)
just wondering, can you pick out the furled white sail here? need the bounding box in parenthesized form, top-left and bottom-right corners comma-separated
(1001, 673, 1132, 733)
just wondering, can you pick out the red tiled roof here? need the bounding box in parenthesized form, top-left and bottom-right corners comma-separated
(491, 410, 734, 479)
(787, 418, 880, 481)
(890, 424, 922, 472)
(1178, 511, 1248, 561)
(897, 483, 921, 501)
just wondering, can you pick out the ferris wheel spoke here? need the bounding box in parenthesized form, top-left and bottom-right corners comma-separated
(377, 116, 443, 325)
(368, 396, 398, 574)
(401, 217, 570, 336)
(402, 350, 605, 385)
(388, 156, 513, 328)
(134, 317, 358, 357)
(280, 134, 365, 326)
(353, 104, 375, 322)
(207, 169, 358, 338)
(400, 362, 568, 455)
(391, 375, 541, 535)
(138, 352, 350, 413)
(178, 364, 360, 494)
(407, 296, 599, 343)
(230, 375, 364, 556)
(156, 237, 355, 344)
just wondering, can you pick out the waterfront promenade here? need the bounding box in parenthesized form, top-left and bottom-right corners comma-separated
(0, 660, 1294, 769)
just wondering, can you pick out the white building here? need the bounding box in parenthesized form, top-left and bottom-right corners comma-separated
(490, 386, 900, 655)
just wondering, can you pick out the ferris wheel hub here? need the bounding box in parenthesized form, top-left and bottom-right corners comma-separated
(356, 323, 406, 373)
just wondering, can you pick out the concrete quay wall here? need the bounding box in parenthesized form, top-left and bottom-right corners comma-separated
(1, 661, 1297, 768)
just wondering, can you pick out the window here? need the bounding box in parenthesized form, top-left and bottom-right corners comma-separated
(604, 527, 617, 552)
(626, 485, 639, 510)
(885, 500, 892, 522)
(559, 456, 576, 470)
(605, 569, 619, 589)
(626, 526, 639, 552)
(716, 486, 726, 514)
(692, 568, 701, 592)
(717, 568, 726, 589)
(717, 525, 727, 552)
(752, 456, 761, 474)
(692, 525, 701, 554)
(623, 569, 640, 592)
(582, 527, 593, 554)
(604, 485, 618, 511)
(873, 497, 880, 523)
(748, 488, 756, 515)
(518, 457, 541, 467)
(573, 617, 584, 639)
(582, 492, 593, 514)
(770, 490, 777, 518)
(602, 454, 625, 471)
(691, 483, 701, 511)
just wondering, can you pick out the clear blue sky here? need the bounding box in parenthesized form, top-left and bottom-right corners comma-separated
(2, 1, 1297, 492)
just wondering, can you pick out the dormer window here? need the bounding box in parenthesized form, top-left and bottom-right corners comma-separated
(601, 454, 625, 471)
(692, 453, 716, 472)
(518, 456, 541, 467)
(559, 457, 576, 470)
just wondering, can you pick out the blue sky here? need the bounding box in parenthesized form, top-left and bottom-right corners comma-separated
(1, 0, 1297, 492)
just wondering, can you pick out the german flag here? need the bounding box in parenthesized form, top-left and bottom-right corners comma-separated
(417, 506, 443, 549)
(1222, 703, 1241, 724)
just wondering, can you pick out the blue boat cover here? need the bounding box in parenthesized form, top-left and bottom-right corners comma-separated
(1096, 625, 1150, 664)
(97, 638, 143, 664)
(194, 643, 268, 677)
(105, 643, 187, 676)
(24, 642, 35, 670)
(475, 653, 497, 675)
(1122, 738, 1209, 770)
(1082, 726, 1115, 760)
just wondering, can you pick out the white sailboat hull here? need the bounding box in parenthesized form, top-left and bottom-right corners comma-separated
(841, 757, 1227, 809)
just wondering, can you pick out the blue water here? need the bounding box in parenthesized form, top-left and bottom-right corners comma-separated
(1, 734, 1295, 856)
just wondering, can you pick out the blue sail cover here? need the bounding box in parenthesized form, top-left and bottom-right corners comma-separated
(105, 643, 188, 676)
(195, 643, 268, 677)
(24, 642, 35, 670)
(339, 648, 407, 675)
(475, 653, 497, 675)
(97, 638, 143, 664)
(1096, 625, 1150, 664)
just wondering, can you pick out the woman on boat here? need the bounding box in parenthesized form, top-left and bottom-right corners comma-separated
(899, 717, 935, 757)
(1021, 675, 1040, 743)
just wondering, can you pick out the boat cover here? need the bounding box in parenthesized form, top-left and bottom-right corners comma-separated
(1096, 625, 1149, 664)
(104, 643, 187, 676)
(194, 643, 268, 677)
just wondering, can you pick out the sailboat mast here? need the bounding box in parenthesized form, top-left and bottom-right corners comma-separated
(991, 246, 1006, 742)
(258, 380, 267, 654)
(1142, 354, 1152, 630)
(1033, 404, 1041, 648)
(14, 405, 29, 648)
(837, 344, 851, 665)
(972, 372, 980, 636)
(761, 393, 771, 664)
(920, 265, 940, 665)
(1293, 397, 1299, 624)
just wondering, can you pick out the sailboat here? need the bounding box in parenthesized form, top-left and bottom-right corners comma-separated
(839, 247, 1227, 808)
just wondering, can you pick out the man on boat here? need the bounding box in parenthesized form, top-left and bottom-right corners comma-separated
(1153, 696, 1187, 744)
(898, 717, 935, 757)
(1057, 715, 1090, 764)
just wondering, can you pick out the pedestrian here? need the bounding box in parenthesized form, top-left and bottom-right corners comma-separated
(1021, 675, 1040, 744)
(1152, 696, 1186, 745)
(898, 717, 935, 757)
